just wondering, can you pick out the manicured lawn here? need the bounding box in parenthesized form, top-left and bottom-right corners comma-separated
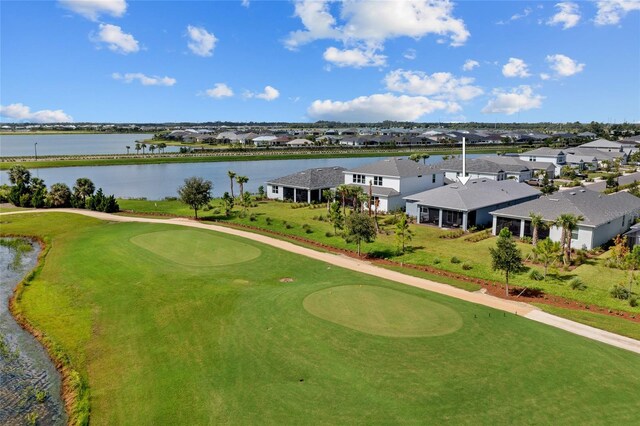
(118, 198, 640, 315)
(2, 212, 640, 424)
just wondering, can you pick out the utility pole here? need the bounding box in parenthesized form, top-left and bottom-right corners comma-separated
(34, 142, 38, 161)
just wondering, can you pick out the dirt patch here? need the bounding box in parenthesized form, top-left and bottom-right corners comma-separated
(279, 277, 294, 283)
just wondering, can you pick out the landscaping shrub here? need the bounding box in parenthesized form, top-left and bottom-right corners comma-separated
(629, 296, 638, 308)
(265, 217, 272, 225)
(609, 284, 630, 300)
(450, 256, 461, 264)
(440, 229, 465, 239)
(249, 213, 256, 222)
(466, 229, 492, 242)
(433, 257, 441, 265)
(569, 277, 587, 291)
(462, 261, 473, 270)
(520, 236, 533, 244)
(325, 231, 334, 237)
(529, 269, 544, 281)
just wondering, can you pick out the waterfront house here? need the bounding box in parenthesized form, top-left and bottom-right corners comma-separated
(266, 167, 346, 203)
(405, 179, 540, 231)
(490, 189, 640, 249)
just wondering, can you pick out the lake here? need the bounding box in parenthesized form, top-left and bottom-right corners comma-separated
(1, 154, 488, 200)
(0, 133, 178, 156)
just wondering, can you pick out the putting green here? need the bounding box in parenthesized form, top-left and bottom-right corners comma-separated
(130, 229, 261, 267)
(303, 285, 463, 337)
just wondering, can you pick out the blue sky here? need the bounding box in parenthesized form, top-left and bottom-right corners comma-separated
(1, 0, 639, 123)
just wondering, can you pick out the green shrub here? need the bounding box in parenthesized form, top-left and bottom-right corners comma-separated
(569, 277, 587, 291)
(433, 257, 441, 264)
(529, 269, 544, 281)
(325, 231, 333, 238)
(450, 256, 461, 264)
(462, 261, 473, 270)
(249, 213, 257, 221)
(520, 236, 533, 244)
(609, 284, 629, 299)
(265, 217, 273, 225)
(629, 296, 638, 307)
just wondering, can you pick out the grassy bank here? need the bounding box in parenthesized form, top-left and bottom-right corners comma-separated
(3, 212, 640, 424)
(0, 146, 517, 170)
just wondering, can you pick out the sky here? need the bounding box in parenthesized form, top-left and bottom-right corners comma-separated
(1, 0, 639, 124)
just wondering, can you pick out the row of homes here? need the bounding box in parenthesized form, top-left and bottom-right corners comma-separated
(265, 155, 640, 250)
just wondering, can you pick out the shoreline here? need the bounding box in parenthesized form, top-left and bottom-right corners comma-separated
(0, 146, 517, 170)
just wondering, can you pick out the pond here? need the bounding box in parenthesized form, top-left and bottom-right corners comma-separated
(0, 133, 177, 157)
(2, 154, 489, 200)
(0, 239, 65, 425)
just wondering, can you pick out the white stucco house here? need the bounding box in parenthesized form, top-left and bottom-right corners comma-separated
(343, 157, 444, 212)
(514, 148, 567, 176)
(490, 189, 640, 250)
(266, 167, 346, 203)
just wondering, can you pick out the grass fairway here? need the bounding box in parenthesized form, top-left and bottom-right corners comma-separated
(2, 213, 640, 425)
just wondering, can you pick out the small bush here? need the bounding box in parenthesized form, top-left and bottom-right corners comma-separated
(569, 277, 587, 291)
(520, 236, 533, 244)
(440, 229, 465, 239)
(433, 257, 441, 264)
(450, 256, 461, 264)
(285, 223, 293, 229)
(609, 284, 629, 299)
(466, 229, 492, 242)
(249, 213, 257, 222)
(164, 196, 178, 201)
(265, 217, 273, 225)
(629, 296, 638, 307)
(529, 269, 544, 281)
(325, 231, 334, 237)
(462, 261, 473, 270)
(305, 228, 313, 234)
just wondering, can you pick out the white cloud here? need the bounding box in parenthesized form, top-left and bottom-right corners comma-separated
(540, 73, 551, 80)
(482, 85, 543, 115)
(594, 0, 640, 25)
(94, 24, 139, 54)
(241, 0, 250, 7)
(285, 0, 469, 67)
(246, 86, 280, 101)
(502, 57, 531, 78)
(547, 2, 581, 29)
(545, 54, 585, 77)
(187, 25, 217, 57)
(0, 103, 73, 123)
(205, 83, 234, 98)
(497, 7, 531, 24)
(323, 46, 386, 68)
(58, 0, 126, 21)
(307, 93, 454, 122)
(403, 48, 417, 60)
(112, 72, 176, 86)
(462, 59, 479, 71)
(384, 69, 483, 102)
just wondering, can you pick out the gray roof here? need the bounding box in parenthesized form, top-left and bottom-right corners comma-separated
(565, 147, 626, 161)
(347, 184, 400, 197)
(438, 157, 531, 174)
(578, 139, 624, 149)
(404, 179, 540, 212)
(266, 167, 346, 190)
(521, 147, 565, 157)
(490, 189, 640, 228)
(348, 157, 440, 178)
(488, 155, 555, 172)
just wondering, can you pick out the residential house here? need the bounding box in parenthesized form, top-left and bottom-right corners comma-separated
(405, 179, 540, 231)
(266, 167, 346, 203)
(490, 189, 640, 249)
(343, 157, 444, 212)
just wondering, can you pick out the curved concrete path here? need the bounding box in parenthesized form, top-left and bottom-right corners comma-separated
(3, 209, 639, 355)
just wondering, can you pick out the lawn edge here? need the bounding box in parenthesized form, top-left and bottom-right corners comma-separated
(5, 234, 88, 426)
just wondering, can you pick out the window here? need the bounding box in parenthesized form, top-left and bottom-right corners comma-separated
(352, 174, 365, 184)
(571, 228, 579, 240)
(272, 185, 279, 194)
(373, 176, 383, 186)
(432, 174, 436, 183)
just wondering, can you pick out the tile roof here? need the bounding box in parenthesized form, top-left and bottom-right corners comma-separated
(404, 179, 540, 211)
(490, 189, 640, 227)
(266, 167, 346, 190)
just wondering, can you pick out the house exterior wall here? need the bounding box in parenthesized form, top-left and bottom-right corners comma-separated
(266, 184, 284, 201)
(517, 154, 565, 176)
(591, 212, 640, 248)
(405, 200, 419, 218)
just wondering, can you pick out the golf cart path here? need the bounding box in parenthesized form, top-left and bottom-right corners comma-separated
(3, 209, 639, 355)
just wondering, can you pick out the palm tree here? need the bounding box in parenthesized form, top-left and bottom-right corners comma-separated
(322, 189, 334, 213)
(236, 175, 249, 199)
(158, 142, 167, 153)
(529, 212, 545, 247)
(336, 184, 349, 216)
(126, 145, 130, 154)
(135, 143, 141, 154)
(227, 171, 236, 198)
(141, 143, 147, 155)
(532, 238, 562, 279)
(73, 177, 95, 206)
(553, 213, 584, 266)
(149, 144, 156, 154)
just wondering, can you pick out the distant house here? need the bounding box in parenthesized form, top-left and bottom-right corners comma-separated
(253, 135, 278, 146)
(343, 157, 444, 212)
(490, 189, 640, 249)
(266, 167, 346, 203)
(515, 148, 567, 176)
(286, 138, 314, 147)
(404, 179, 540, 231)
(438, 157, 533, 182)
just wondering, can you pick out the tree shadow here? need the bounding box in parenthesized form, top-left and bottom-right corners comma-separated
(366, 248, 397, 259)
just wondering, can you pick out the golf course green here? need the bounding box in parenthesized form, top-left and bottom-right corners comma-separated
(3, 212, 640, 425)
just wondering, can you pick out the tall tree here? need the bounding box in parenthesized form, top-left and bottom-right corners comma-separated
(135, 143, 141, 154)
(489, 228, 525, 297)
(149, 144, 156, 154)
(157, 142, 167, 153)
(532, 237, 562, 279)
(322, 189, 334, 213)
(141, 143, 147, 155)
(126, 145, 130, 154)
(221, 191, 234, 216)
(343, 213, 377, 256)
(30, 177, 47, 208)
(177, 176, 213, 219)
(73, 177, 95, 206)
(395, 213, 413, 253)
(336, 184, 349, 216)
(553, 213, 584, 266)
(227, 171, 236, 198)
(8, 165, 31, 187)
(529, 212, 545, 256)
(236, 175, 249, 199)
(329, 200, 344, 234)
